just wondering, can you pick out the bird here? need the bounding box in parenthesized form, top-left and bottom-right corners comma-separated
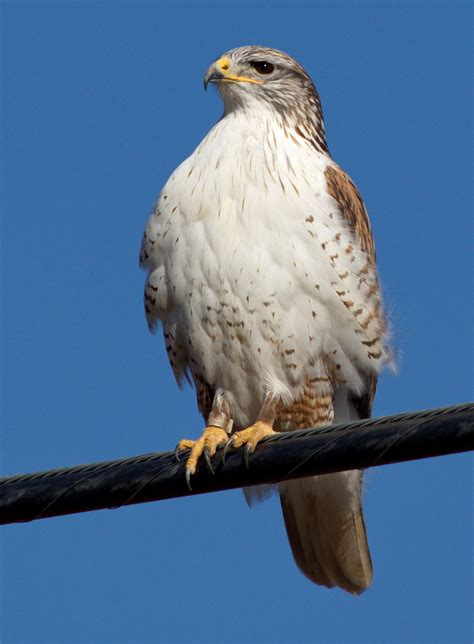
(139, 46, 391, 594)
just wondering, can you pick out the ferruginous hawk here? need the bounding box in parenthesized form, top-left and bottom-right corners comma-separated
(140, 46, 391, 594)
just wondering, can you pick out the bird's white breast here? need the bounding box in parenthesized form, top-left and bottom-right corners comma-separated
(142, 109, 387, 425)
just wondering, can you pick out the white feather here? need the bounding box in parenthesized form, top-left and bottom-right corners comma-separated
(142, 105, 390, 425)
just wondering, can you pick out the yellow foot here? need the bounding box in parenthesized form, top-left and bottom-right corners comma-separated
(223, 421, 276, 467)
(176, 426, 228, 489)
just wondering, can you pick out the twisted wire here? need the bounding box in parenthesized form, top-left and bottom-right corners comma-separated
(1, 402, 471, 488)
(0, 402, 472, 525)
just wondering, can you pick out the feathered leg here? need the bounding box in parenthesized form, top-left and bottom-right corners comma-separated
(176, 389, 233, 487)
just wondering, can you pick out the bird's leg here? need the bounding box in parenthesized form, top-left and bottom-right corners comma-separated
(176, 389, 233, 488)
(223, 392, 280, 467)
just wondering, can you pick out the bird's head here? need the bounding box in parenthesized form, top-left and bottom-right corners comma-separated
(203, 46, 328, 152)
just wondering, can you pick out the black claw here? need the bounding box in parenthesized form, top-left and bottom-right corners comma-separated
(222, 439, 234, 466)
(244, 444, 253, 469)
(175, 444, 182, 462)
(185, 468, 193, 492)
(204, 448, 214, 474)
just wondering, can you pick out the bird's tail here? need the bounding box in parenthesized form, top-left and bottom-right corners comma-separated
(279, 469, 372, 594)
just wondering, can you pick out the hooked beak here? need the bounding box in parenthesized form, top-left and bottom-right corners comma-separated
(203, 68, 224, 91)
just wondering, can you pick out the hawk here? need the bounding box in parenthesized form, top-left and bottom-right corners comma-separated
(140, 46, 390, 594)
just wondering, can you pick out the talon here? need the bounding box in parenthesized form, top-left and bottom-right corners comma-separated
(222, 438, 234, 465)
(204, 448, 214, 474)
(175, 438, 194, 462)
(244, 444, 253, 469)
(185, 468, 193, 491)
(222, 421, 276, 467)
(177, 426, 228, 485)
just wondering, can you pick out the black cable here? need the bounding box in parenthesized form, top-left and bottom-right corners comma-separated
(0, 402, 472, 525)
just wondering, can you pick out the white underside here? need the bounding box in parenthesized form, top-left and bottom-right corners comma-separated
(141, 107, 389, 426)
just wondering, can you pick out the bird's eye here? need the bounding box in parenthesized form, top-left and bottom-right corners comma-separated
(250, 60, 275, 75)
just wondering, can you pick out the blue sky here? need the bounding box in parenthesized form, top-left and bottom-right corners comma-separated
(1, 1, 472, 643)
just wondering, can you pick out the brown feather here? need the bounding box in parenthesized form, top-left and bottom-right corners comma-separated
(325, 164, 380, 416)
(278, 378, 373, 594)
(324, 164, 376, 262)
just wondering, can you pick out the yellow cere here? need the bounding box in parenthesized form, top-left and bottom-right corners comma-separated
(216, 56, 231, 71)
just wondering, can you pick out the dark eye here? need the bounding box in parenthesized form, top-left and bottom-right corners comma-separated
(250, 60, 275, 75)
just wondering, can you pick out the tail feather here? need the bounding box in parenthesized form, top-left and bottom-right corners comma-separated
(279, 470, 373, 595)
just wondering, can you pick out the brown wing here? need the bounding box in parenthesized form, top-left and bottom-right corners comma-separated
(325, 164, 378, 418)
(325, 164, 376, 262)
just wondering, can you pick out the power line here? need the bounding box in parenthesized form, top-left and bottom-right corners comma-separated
(0, 402, 472, 526)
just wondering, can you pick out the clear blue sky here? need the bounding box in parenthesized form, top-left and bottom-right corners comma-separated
(1, 2, 472, 643)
